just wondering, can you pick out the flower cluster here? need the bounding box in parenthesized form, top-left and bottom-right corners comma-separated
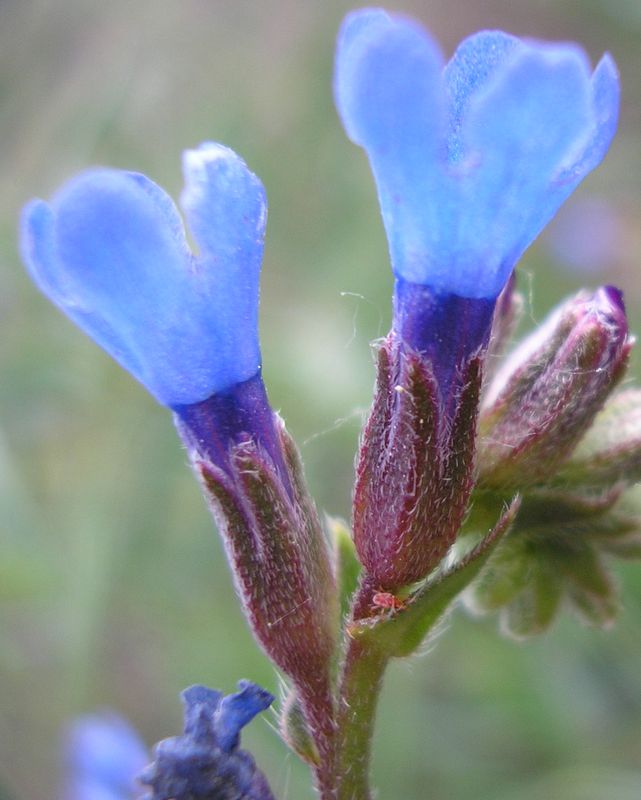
(20, 6, 639, 800)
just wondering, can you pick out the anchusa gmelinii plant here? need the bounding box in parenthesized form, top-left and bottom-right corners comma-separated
(20, 7, 641, 800)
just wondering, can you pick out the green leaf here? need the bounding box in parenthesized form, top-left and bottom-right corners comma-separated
(351, 498, 520, 658)
(561, 545, 619, 626)
(502, 563, 563, 639)
(329, 516, 361, 623)
(279, 689, 320, 766)
(466, 535, 530, 612)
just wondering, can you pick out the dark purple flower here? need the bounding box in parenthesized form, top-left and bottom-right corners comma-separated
(140, 683, 276, 800)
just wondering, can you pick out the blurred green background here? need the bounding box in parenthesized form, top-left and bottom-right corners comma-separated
(2, 1, 641, 798)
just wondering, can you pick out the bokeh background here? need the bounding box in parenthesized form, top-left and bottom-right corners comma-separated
(2, 1, 641, 798)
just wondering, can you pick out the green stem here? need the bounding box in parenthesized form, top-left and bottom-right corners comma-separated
(333, 635, 388, 799)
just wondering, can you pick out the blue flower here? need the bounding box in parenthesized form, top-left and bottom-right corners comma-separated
(139, 683, 275, 800)
(335, 9, 619, 301)
(63, 712, 149, 800)
(20, 142, 266, 408)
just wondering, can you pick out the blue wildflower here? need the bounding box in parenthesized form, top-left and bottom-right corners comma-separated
(335, 8, 619, 381)
(63, 712, 148, 800)
(139, 683, 276, 800)
(19, 145, 337, 706)
(21, 143, 265, 408)
(340, 9, 621, 591)
(20, 143, 287, 472)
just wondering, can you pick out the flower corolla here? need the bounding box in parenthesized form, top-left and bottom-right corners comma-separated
(334, 8, 620, 300)
(20, 143, 266, 407)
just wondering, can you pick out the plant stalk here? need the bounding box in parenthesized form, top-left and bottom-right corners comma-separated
(333, 635, 387, 800)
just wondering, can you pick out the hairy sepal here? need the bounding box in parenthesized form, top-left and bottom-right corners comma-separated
(195, 416, 336, 725)
(353, 334, 483, 589)
(479, 288, 630, 490)
(554, 389, 641, 489)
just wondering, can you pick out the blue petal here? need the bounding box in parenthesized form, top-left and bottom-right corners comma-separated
(452, 44, 594, 296)
(334, 8, 401, 146)
(128, 170, 191, 245)
(214, 680, 275, 753)
(334, 9, 444, 154)
(21, 195, 145, 379)
(20, 146, 267, 406)
(42, 169, 209, 404)
(444, 30, 522, 163)
(561, 52, 620, 181)
(334, 9, 446, 285)
(181, 142, 266, 268)
(181, 685, 223, 741)
(21, 198, 70, 301)
(180, 142, 266, 397)
(334, 12, 620, 303)
(65, 712, 148, 799)
(53, 170, 191, 312)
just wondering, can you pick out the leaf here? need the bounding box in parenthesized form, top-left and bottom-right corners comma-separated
(466, 535, 530, 612)
(561, 545, 619, 626)
(279, 690, 320, 766)
(351, 497, 520, 657)
(502, 563, 563, 639)
(329, 516, 361, 624)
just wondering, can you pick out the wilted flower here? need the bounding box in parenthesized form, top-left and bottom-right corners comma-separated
(140, 683, 275, 800)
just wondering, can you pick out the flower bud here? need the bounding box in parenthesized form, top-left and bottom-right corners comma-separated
(478, 286, 630, 490)
(555, 388, 641, 489)
(280, 690, 320, 766)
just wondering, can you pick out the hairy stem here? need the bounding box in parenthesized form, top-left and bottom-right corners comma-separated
(328, 577, 390, 800)
(333, 636, 387, 800)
